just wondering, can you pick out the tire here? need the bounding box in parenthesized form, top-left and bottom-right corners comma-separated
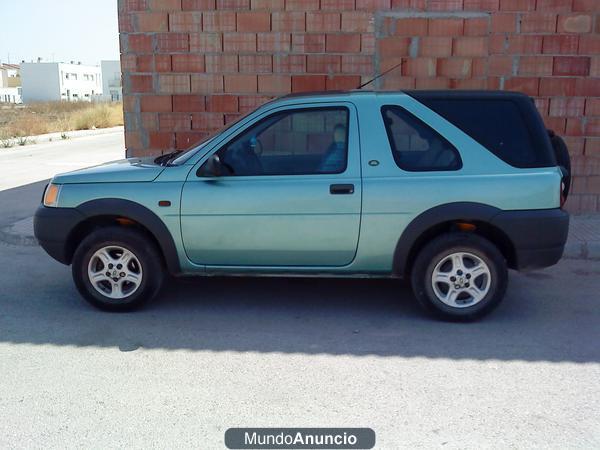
(72, 226, 165, 311)
(410, 232, 508, 321)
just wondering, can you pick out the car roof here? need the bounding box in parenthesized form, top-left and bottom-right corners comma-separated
(279, 89, 529, 100)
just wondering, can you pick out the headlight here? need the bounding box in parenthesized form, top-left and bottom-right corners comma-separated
(43, 183, 62, 207)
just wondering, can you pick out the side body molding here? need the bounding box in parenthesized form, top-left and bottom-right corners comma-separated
(393, 202, 502, 275)
(75, 198, 181, 274)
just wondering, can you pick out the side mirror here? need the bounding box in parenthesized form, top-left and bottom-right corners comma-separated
(197, 154, 223, 177)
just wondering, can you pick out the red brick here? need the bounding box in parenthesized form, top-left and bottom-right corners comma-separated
(159, 112, 191, 131)
(566, 117, 585, 136)
(590, 57, 600, 77)
(286, 0, 319, 9)
(189, 33, 222, 52)
(224, 74, 258, 93)
(155, 55, 172, 72)
(341, 12, 374, 33)
(237, 11, 271, 32)
(416, 77, 451, 88)
(534, 97, 550, 116)
(205, 55, 238, 73)
(192, 112, 225, 130)
(543, 116, 566, 133)
(272, 12, 305, 32)
(203, 11, 236, 32)
(135, 12, 169, 32)
(463, 0, 499, 10)
(553, 56, 591, 76)
(307, 55, 341, 73)
(123, 95, 137, 113)
(492, 13, 517, 33)
(322, 0, 355, 9)
(585, 139, 600, 156)
(149, 0, 182, 10)
(536, 0, 573, 11)
(518, 56, 553, 75)
(542, 35, 579, 53)
(292, 34, 326, 53)
(206, 95, 239, 112)
(175, 132, 209, 150)
(453, 37, 488, 56)
(505, 35, 544, 54)
(156, 33, 189, 52)
(428, 0, 463, 11)
(258, 75, 292, 93)
(356, 0, 392, 8)
(464, 18, 489, 36)
(549, 97, 586, 117)
(520, 13, 557, 33)
(191, 74, 224, 93)
(171, 54, 205, 72)
(130, 75, 154, 93)
(125, 131, 143, 150)
(119, 12, 135, 33)
(182, 0, 215, 9)
(437, 58, 472, 78)
(472, 58, 487, 76)
(419, 37, 453, 57)
(223, 33, 256, 52)
(428, 18, 464, 36)
(573, 0, 598, 11)
(450, 78, 489, 89)
(361, 34, 375, 53)
(237, 95, 271, 113)
(292, 75, 327, 93)
(250, 0, 284, 9)
(257, 33, 291, 52)
(578, 35, 600, 54)
(273, 54, 306, 73)
(149, 132, 175, 150)
(306, 12, 341, 33)
(557, 14, 593, 33)
(500, 0, 535, 10)
(326, 75, 362, 90)
(217, 0, 249, 7)
(136, 55, 154, 72)
(169, 11, 202, 32)
(576, 78, 600, 96)
(326, 34, 361, 53)
(563, 137, 585, 155)
(378, 37, 411, 57)
(342, 55, 374, 74)
(488, 55, 513, 75)
(539, 77, 577, 96)
(586, 98, 600, 116)
(173, 95, 206, 112)
(504, 77, 539, 95)
(121, 53, 137, 72)
(141, 95, 173, 112)
(128, 34, 154, 53)
(239, 55, 272, 73)
(393, 18, 428, 36)
(402, 58, 437, 77)
(381, 75, 416, 90)
(158, 74, 191, 93)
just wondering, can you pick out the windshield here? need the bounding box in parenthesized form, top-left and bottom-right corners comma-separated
(170, 108, 257, 165)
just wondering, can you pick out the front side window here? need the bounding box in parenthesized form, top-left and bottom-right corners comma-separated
(215, 107, 350, 176)
(382, 105, 461, 172)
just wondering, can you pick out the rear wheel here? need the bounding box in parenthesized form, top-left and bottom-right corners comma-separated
(72, 227, 164, 311)
(411, 233, 508, 321)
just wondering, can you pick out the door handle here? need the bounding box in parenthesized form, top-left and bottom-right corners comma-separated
(330, 184, 355, 195)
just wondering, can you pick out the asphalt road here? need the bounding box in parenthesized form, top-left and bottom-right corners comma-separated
(0, 135, 599, 449)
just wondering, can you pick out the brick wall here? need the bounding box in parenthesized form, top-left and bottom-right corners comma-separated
(118, 0, 600, 213)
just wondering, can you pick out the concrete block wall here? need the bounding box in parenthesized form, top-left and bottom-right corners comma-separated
(118, 0, 600, 212)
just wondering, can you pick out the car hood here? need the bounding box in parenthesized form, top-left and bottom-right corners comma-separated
(52, 157, 165, 184)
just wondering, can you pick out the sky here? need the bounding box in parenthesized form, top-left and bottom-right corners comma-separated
(0, 0, 120, 66)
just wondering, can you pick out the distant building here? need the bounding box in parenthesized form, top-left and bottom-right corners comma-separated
(20, 62, 102, 103)
(0, 63, 22, 104)
(101, 60, 122, 102)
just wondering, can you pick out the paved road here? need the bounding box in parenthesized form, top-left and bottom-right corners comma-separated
(0, 135, 599, 448)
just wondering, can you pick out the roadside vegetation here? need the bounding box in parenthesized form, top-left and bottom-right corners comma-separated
(0, 102, 123, 147)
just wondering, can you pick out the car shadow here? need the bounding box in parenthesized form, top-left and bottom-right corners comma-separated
(1, 243, 599, 363)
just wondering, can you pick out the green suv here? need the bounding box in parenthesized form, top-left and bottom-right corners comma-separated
(34, 91, 570, 320)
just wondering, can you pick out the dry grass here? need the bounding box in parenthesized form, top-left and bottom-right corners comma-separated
(0, 101, 123, 138)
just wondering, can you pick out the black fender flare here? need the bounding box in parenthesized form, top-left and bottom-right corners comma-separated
(73, 198, 181, 274)
(392, 202, 503, 275)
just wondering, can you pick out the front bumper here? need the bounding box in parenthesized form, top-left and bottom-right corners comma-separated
(34, 205, 84, 264)
(491, 208, 569, 271)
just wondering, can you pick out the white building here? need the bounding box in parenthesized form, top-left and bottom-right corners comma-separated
(101, 60, 122, 102)
(0, 63, 22, 104)
(20, 62, 102, 103)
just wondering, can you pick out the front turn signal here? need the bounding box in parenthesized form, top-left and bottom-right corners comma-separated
(43, 183, 62, 207)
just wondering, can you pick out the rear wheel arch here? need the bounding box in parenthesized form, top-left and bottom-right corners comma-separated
(66, 199, 181, 274)
(393, 202, 517, 277)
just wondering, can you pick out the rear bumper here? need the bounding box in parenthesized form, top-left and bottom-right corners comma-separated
(34, 205, 84, 265)
(491, 208, 569, 271)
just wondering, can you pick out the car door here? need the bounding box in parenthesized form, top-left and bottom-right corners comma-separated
(180, 103, 362, 267)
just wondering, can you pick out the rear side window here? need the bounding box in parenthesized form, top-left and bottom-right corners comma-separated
(381, 105, 462, 172)
(414, 98, 548, 168)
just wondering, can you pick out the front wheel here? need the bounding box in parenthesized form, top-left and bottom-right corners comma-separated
(411, 233, 508, 321)
(72, 227, 165, 311)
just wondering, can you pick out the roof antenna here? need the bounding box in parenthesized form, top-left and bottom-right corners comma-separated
(356, 60, 404, 90)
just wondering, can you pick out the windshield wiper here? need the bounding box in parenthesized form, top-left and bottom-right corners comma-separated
(154, 150, 183, 166)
